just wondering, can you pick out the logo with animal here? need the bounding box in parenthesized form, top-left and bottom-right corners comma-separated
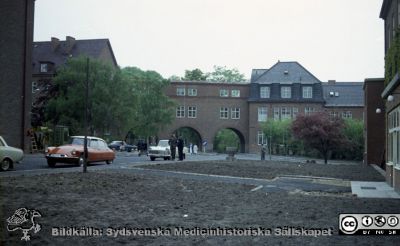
(6, 207, 42, 241)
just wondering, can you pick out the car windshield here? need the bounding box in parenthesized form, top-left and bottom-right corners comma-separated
(69, 137, 84, 145)
(158, 140, 169, 147)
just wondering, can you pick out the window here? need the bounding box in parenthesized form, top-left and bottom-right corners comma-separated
(40, 63, 48, 73)
(188, 106, 197, 118)
(388, 107, 400, 167)
(220, 89, 229, 97)
(188, 88, 197, 96)
(341, 111, 352, 119)
(274, 107, 280, 121)
(258, 107, 267, 122)
(32, 81, 38, 93)
(90, 139, 99, 148)
(329, 111, 339, 118)
(302, 86, 313, 98)
(260, 87, 270, 98)
(176, 106, 185, 118)
(281, 86, 291, 98)
(231, 108, 240, 119)
(281, 107, 291, 120)
(176, 87, 185, 96)
(304, 107, 315, 115)
(257, 131, 266, 145)
(220, 107, 229, 119)
(231, 90, 240, 97)
(292, 107, 298, 119)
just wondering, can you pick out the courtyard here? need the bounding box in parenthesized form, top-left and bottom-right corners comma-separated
(1, 160, 399, 245)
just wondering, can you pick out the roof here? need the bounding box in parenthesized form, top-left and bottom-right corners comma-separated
(322, 82, 364, 107)
(251, 61, 321, 84)
(32, 37, 118, 74)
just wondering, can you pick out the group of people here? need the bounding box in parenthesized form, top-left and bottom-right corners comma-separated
(168, 134, 185, 161)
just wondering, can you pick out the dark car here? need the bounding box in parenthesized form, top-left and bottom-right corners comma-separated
(108, 141, 135, 152)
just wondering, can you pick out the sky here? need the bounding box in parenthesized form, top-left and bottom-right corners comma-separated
(34, 0, 384, 82)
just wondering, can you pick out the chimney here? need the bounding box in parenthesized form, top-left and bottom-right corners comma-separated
(328, 80, 336, 85)
(51, 37, 60, 52)
(65, 36, 76, 54)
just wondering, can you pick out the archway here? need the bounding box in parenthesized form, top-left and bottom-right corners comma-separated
(173, 127, 203, 152)
(213, 128, 246, 153)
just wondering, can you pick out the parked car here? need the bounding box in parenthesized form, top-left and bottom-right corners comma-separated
(45, 136, 115, 167)
(148, 140, 188, 161)
(108, 141, 135, 152)
(0, 136, 24, 171)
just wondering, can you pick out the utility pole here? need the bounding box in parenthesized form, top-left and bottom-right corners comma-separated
(83, 58, 89, 173)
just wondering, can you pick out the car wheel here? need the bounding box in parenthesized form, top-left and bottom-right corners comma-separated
(77, 156, 84, 167)
(106, 160, 113, 164)
(1, 158, 12, 171)
(47, 160, 56, 168)
(150, 157, 156, 161)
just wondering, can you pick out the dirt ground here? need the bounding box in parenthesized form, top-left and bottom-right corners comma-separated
(1, 160, 399, 245)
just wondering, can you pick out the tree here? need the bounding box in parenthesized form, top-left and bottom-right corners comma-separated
(262, 119, 292, 154)
(291, 112, 345, 164)
(183, 68, 207, 81)
(334, 119, 364, 160)
(207, 65, 245, 83)
(45, 56, 133, 138)
(213, 129, 240, 153)
(122, 67, 175, 139)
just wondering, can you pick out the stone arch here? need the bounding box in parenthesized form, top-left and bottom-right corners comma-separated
(213, 127, 246, 153)
(172, 126, 203, 151)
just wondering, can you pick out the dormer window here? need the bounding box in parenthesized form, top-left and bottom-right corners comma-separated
(40, 63, 48, 73)
(281, 86, 291, 98)
(302, 86, 313, 98)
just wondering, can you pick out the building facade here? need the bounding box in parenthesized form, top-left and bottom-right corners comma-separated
(0, 0, 35, 150)
(31, 36, 118, 127)
(380, 0, 400, 191)
(162, 61, 364, 153)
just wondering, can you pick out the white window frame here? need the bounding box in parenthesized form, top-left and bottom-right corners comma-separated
(219, 89, 229, 97)
(187, 88, 197, 96)
(304, 107, 315, 115)
(260, 86, 270, 98)
(258, 107, 267, 122)
(188, 106, 197, 118)
(231, 89, 240, 97)
(292, 107, 298, 119)
(388, 107, 400, 168)
(341, 111, 352, 119)
(40, 63, 48, 73)
(302, 86, 313, 99)
(176, 87, 185, 96)
(220, 107, 229, 119)
(257, 131, 267, 145)
(176, 106, 185, 118)
(281, 86, 291, 98)
(274, 107, 280, 121)
(281, 107, 291, 120)
(231, 107, 240, 119)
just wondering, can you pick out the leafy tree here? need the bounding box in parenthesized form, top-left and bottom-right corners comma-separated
(45, 56, 133, 138)
(207, 65, 245, 83)
(333, 119, 364, 160)
(213, 129, 240, 153)
(168, 75, 181, 81)
(291, 112, 345, 164)
(261, 119, 293, 154)
(122, 67, 175, 140)
(183, 68, 207, 81)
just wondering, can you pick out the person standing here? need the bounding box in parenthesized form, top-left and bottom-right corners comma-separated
(193, 144, 198, 155)
(261, 143, 267, 160)
(169, 134, 177, 160)
(177, 135, 184, 161)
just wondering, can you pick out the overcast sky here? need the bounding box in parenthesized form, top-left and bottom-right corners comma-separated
(34, 0, 384, 82)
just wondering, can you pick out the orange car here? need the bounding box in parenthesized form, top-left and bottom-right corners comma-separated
(45, 136, 115, 167)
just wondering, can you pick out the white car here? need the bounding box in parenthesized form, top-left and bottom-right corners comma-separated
(0, 136, 24, 171)
(148, 140, 188, 161)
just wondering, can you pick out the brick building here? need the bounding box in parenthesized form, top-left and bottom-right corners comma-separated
(162, 61, 364, 153)
(0, 0, 35, 150)
(379, 0, 400, 191)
